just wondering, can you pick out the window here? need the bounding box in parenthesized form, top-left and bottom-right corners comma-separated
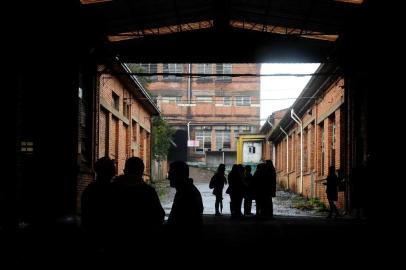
(216, 130, 231, 150)
(195, 129, 212, 154)
(112, 92, 120, 111)
(162, 96, 182, 104)
(163, 63, 183, 80)
(249, 146, 256, 154)
(138, 63, 158, 80)
(303, 129, 308, 172)
(223, 96, 232, 106)
(216, 64, 232, 81)
(123, 98, 130, 118)
(234, 126, 251, 137)
(132, 121, 137, 142)
(320, 124, 325, 175)
(196, 64, 212, 81)
(330, 116, 336, 167)
(20, 141, 34, 153)
(196, 96, 212, 103)
(309, 124, 315, 170)
(289, 135, 294, 172)
(236, 96, 251, 106)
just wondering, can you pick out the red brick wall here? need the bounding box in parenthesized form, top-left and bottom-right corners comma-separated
(76, 66, 157, 215)
(99, 108, 108, 157)
(97, 70, 153, 180)
(148, 64, 260, 156)
(274, 78, 346, 209)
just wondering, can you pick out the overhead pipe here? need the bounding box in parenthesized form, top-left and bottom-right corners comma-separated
(291, 109, 303, 194)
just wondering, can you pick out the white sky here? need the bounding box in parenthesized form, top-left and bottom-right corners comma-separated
(260, 63, 320, 125)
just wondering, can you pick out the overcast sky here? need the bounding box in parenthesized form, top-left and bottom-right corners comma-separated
(260, 63, 320, 125)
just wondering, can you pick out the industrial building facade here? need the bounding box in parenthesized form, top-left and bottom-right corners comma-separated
(145, 63, 261, 166)
(264, 64, 347, 210)
(77, 63, 160, 210)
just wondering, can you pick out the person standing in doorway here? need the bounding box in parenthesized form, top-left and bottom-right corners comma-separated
(324, 166, 341, 218)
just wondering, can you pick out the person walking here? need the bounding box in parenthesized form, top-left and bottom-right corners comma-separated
(209, 164, 227, 216)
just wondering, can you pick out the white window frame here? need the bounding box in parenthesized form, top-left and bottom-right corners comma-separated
(163, 63, 183, 80)
(195, 129, 212, 154)
(216, 130, 231, 150)
(223, 96, 232, 106)
(162, 96, 181, 104)
(235, 96, 251, 106)
(216, 64, 232, 81)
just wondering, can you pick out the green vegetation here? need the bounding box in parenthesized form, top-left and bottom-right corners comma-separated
(126, 63, 157, 103)
(150, 179, 170, 199)
(126, 64, 175, 162)
(151, 116, 175, 162)
(126, 63, 152, 88)
(292, 195, 328, 212)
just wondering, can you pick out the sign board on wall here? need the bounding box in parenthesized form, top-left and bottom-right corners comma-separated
(187, 140, 199, 147)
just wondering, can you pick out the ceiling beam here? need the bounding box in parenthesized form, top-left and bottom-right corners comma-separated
(110, 28, 334, 63)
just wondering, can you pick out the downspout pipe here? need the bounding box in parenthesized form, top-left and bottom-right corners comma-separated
(266, 117, 275, 162)
(187, 64, 192, 104)
(280, 127, 289, 173)
(187, 121, 191, 163)
(291, 109, 303, 194)
(187, 121, 191, 141)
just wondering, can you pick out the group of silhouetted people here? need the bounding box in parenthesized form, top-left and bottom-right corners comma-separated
(210, 160, 276, 220)
(81, 156, 203, 251)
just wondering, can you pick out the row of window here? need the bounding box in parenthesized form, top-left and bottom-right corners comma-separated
(137, 63, 233, 81)
(112, 91, 131, 118)
(161, 96, 252, 106)
(193, 126, 254, 154)
(195, 130, 231, 154)
(276, 114, 337, 176)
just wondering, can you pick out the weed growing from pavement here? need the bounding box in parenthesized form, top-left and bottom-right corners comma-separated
(291, 194, 328, 212)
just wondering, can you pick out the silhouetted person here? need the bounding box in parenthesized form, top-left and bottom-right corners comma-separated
(111, 157, 165, 237)
(324, 166, 341, 218)
(209, 164, 227, 216)
(81, 156, 116, 252)
(243, 165, 253, 216)
(167, 161, 203, 227)
(253, 161, 276, 219)
(265, 160, 277, 218)
(81, 156, 115, 233)
(226, 164, 244, 218)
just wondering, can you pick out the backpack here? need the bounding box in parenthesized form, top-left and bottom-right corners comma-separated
(209, 175, 215, 189)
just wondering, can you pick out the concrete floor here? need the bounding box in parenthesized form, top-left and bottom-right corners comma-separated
(3, 166, 374, 266)
(161, 166, 324, 217)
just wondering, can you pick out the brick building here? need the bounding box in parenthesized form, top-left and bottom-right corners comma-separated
(77, 62, 160, 210)
(263, 64, 346, 210)
(144, 63, 261, 165)
(260, 108, 288, 161)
